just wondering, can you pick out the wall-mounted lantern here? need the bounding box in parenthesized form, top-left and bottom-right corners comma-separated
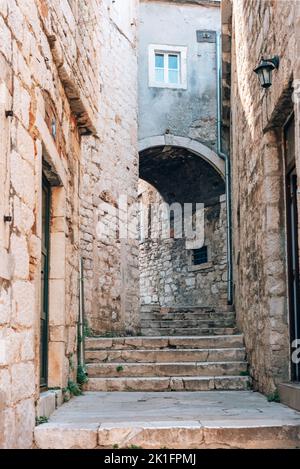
(254, 56, 280, 88)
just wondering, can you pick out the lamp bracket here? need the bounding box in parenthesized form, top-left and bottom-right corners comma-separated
(262, 55, 280, 69)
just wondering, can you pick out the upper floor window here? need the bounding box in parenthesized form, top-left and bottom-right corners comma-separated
(155, 52, 179, 85)
(192, 246, 208, 266)
(149, 44, 187, 89)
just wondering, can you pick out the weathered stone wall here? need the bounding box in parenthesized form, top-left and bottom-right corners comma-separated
(80, 0, 140, 336)
(139, 180, 227, 308)
(0, 0, 101, 449)
(228, 0, 300, 393)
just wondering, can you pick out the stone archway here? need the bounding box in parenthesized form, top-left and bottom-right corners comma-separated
(138, 138, 227, 322)
(138, 135, 225, 180)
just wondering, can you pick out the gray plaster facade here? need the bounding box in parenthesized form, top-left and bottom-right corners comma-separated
(138, 0, 221, 148)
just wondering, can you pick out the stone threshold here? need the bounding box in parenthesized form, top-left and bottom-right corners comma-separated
(34, 420, 300, 449)
(279, 382, 300, 412)
(34, 391, 300, 449)
(36, 389, 64, 420)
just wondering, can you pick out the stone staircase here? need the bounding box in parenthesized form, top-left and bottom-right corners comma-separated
(84, 334, 250, 392)
(84, 307, 250, 392)
(140, 306, 238, 336)
(35, 306, 298, 450)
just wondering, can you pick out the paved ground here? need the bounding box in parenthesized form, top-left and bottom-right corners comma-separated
(34, 391, 300, 449)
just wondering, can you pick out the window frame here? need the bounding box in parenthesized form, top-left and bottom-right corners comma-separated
(148, 44, 188, 90)
(187, 245, 212, 272)
(154, 52, 180, 86)
(192, 246, 208, 266)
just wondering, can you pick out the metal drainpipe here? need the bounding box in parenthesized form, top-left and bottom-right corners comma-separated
(78, 257, 85, 367)
(216, 32, 233, 305)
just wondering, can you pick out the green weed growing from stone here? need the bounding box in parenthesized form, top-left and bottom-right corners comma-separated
(267, 390, 280, 403)
(36, 416, 49, 425)
(77, 364, 89, 385)
(67, 379, 83, 396)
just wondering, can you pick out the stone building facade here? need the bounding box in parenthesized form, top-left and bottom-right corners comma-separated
(138, 0, 228, 310)
(224, 0, 300, 396)
(80, 0, 140, 336)
(0, 0, 139, 449)
(139, 178, 227, 308)
(139, 0, 221, 147)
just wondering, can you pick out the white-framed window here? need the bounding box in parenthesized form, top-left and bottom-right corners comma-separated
(148, 44, 187, 89)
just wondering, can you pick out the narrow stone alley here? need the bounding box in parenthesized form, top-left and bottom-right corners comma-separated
(1, 0, 300, 452)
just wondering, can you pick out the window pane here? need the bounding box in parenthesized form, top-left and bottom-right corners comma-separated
(155, 68, 164, 82)
(168, 54, 178, 70)
(155, 53, 164, 68)
(193, 246, 208, 265)
(168, 69, 179, 84)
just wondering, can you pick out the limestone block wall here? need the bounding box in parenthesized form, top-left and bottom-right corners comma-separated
(228, 0, 300, 393)
(0, 0, 101, 448)
(139, 180, 227, 308)
(80, 0, 140, 336)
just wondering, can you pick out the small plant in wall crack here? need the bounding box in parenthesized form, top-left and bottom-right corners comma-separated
(64, 379, 83, 398)
(267, 389, 280, 403)
(69, 354, 75, 372)
(36, 416, 49, 425)
(83, 320, 93, 338)
(77, 364, 89, 385)
(116, 365, 124, 373)
(62, 364, 88, 401)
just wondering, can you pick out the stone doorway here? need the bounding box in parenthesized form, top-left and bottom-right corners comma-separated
(284, 116, 300, 382)
(40, 176, 51, 388)
(138, 144, 228, 334)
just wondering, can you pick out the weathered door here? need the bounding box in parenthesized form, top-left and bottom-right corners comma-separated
(40, 177, 51, 387)
(285, 116, 300, 382)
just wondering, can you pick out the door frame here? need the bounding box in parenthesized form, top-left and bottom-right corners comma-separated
(284, 114, 300, 382)
(40, 175, 51, 388)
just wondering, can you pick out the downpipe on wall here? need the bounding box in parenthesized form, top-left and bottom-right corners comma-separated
(78, 257, 85, 367)
(216, 33, 233, 305)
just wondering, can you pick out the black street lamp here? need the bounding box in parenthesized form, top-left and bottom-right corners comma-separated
(254, 56, 280, 88)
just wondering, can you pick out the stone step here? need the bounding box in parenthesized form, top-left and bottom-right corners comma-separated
(141, 304, 235, 313)
(34, 391, 300, 449)
(140, 327, 238, 336)
(85, 334, 245, 351)
(84, 375, 250, 392)
(86, 361, 247, 378)
(85, 347, 246, 363)
(140, 307, 235, 316)
(140, 311, 236, 321)
(140, 319, 236, 328)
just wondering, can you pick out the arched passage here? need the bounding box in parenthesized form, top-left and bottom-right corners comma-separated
(138, 135, 225, 179)
(138, 138, 228, 311)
